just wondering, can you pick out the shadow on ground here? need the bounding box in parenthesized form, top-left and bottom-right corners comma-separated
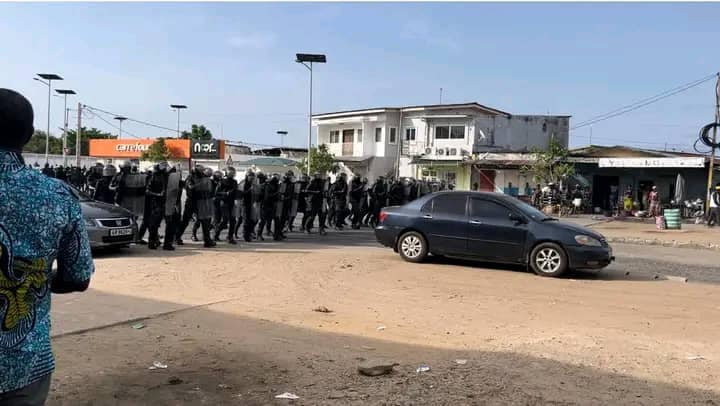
(49, 291, 719, 406)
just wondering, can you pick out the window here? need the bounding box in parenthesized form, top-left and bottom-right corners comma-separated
(356, 129, 363, 141)
(405, 128, 416, 141)
(375, 127, 382, 142)
(430, 194, 466, 216)
(329, 130, 340, 143)
(450, 126, 465, 139)
(470, 199, 513, 221)
(435, 126, 449, 139)
(389, 127, 397, 144)
(435, 125, 465, 140)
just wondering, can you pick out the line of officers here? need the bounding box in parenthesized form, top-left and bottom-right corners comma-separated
(82, 161, 455, 251)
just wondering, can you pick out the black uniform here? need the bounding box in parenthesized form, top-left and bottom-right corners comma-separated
(304, 177, 326, 233)
(348, 177, 363, 229)
(388, 181, 404, 206)
(276, 178, 293, 240)
(240, 176, 256, 242)
(176, 171, 199, 243)
(257, 178, 280, 240)
(296, 179, 308, 231)
(93, 176, 115, 204)
(369, 179, 387, 227)
(214, 176, 238, 243)
(332, 178, 348, 229)
(145, 170, 167, 249)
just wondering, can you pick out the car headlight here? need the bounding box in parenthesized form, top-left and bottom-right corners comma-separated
(84, 218, 97, 228)
(575, 235, 602, 246)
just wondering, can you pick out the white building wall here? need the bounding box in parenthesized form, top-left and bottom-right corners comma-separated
(475, 115, 569, 152)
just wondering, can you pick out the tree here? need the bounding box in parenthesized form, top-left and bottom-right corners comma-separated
(180, 124, 213, 140)
(141, 138, 175, 161)
(520, 137, 575, 185)
(65, 127, 116, 156)
(23, 130, 63, 155)
(297, 144, 337, 175)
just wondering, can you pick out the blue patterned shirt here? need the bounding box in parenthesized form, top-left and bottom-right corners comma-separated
(0, 149, 94, 393)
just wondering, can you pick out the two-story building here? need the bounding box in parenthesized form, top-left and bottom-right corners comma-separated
(313, 102, 570, 191)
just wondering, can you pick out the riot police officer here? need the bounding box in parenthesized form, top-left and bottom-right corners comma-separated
(93, 164, 117, 204)
(304, 172, 327, 235)
(348, 174, 364, 229)
(214, 167, 238, 244)
(258, 173, 280, 241)
(145, 162, 168, 249)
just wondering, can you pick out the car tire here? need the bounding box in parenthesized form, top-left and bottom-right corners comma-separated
(529, 242, 568, 277)
(397, 231, 428, 263)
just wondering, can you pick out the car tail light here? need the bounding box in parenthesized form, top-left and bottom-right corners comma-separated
(378, 211, 388, 224)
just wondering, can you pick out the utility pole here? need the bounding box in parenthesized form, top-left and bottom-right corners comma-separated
(439, 88, 443, 104)
(706, 73, 720, 214)
(76, 103, 82, 166)
(589, 125, 593, 145)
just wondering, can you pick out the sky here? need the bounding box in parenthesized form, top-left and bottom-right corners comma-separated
(1, 2, 719, 151)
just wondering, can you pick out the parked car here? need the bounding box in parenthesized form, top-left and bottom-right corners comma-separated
(375, 191, 613, 277)
(68, 186, 138, 249)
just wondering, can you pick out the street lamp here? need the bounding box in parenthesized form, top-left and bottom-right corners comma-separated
(277, 130, 288, 147)
(35, 73, 63, 164)
(170, 104, 187, 137)
(55, 89, 75, 166)
(114, 116, 127, 139)
(296, 53, 326, 176)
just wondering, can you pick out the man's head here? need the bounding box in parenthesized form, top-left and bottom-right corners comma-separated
(226, 166, 236, 179)
(103, 165, 117, 177)
(0, 89, 34, 151)
(313, 172, 321, 180)
(652, 186, 657, 191)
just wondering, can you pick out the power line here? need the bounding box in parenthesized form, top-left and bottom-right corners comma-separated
(571, 72, 718, 130)
(83, 104, 178, 134)
(86, 112, 140, 139)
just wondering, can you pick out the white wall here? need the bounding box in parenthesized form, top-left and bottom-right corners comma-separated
(475, 115, 569, 152)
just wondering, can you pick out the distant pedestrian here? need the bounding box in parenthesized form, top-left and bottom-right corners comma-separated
(708, 183, 720, 227)
(648, 186, 660, 217)
(0, 89, 94, 406)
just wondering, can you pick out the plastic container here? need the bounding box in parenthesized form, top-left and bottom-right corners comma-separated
(664, 208, 681, 230)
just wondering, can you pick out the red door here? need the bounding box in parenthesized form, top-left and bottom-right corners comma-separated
(479, 170, 495, 192)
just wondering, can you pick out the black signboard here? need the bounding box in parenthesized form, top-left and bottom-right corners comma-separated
(190, 140, 220, 159)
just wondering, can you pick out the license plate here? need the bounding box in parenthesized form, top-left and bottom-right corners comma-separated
(110, 228, 133, 237)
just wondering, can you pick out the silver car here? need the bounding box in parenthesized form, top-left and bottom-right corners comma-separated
(68, 186, 138, 249)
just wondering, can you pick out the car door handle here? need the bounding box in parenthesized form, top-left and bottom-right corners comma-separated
(469, 220, 482, 225)
(422, 214, 433, 219)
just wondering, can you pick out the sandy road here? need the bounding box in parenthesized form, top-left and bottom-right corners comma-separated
(49, 232, 720, 405)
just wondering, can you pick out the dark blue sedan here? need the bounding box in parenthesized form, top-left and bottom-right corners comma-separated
(375, 191, 613, 277)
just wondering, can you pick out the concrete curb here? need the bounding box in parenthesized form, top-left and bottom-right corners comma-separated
(606, 236, 720, 251)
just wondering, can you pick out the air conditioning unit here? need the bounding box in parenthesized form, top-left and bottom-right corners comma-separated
(436, 148, 445, 156)
(449, 148, 458, 156)
(425, 147, 433, 155)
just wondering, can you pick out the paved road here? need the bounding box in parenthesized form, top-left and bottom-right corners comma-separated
(163, 225, 720, 284)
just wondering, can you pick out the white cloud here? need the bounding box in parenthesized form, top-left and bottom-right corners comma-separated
(227, 33, 275, 50)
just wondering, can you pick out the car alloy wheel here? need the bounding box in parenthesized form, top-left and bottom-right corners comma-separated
(535, 247, 562, 273)
(401, 235, 423, 259)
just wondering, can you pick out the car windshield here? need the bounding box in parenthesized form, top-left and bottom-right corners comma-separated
(68, 185, 92, 202)
(505, 197, 553, 221)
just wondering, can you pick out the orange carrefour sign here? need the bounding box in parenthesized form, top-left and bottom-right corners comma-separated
(89, 139, 195, 159)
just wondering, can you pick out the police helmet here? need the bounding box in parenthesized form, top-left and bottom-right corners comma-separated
(226, 166, 236, 178)
(203, 167, 213, 177)
(103, 165, 117, 177)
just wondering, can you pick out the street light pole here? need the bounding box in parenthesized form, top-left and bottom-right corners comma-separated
(35, 73, 63, 164)
(170, 104, 187, 137)
(55, 89, 75, 166)
(114, 116, 127, 139)
(296, 53, 326, 176)
(277, 130, 288, 147)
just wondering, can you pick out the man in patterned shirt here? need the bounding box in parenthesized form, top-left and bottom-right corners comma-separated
(0, 89, 94, 405)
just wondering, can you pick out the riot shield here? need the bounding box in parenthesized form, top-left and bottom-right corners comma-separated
(321, 179, 330, 213)
(165, 172, 182, 215)
(275, 182, 287, 218)
(251, 178, 263, 223)
(289, 182, 302, 218)
(195, 178, 215, 220)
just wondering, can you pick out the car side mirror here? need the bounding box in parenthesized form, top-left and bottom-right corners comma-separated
(508, 213, 526, 224)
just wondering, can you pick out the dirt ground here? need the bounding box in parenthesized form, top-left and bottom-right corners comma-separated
(49, 234, 720, 405)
